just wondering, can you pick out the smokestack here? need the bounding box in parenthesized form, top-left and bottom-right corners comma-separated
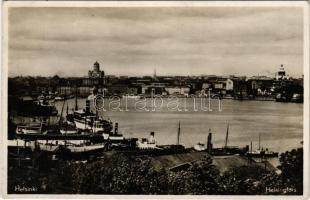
(149, 132, 155, 143)
(177, 121, 180, 145)
(114, 123, 118, 135)
(207, 128, 213, 154)
(75, 86, 78, 111)
(85, 100, 90, 113)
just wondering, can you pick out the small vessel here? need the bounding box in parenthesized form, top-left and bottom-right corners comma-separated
(194, 142, 208, 151)
(35, 99, 58, 115)
(65, 143, 106, 153)
(193, 124, 248, 155)
(36, 142, 60, 152)
(16, 122, 43, 135)
(37, 94, 54, 100)
(291, 93, 303, 103)
(101, 123, 124, 142)
(9, 96, 58, 117)
(37, 95, 45, 100)
(59, 125, 78, 135)
(55, 96, 65, 101)
(246, 134, 278, 158)
(275, 92, 290, 102)
(137, 132, 159, 149)
(35, 139, 107, 155)
(194, 128, 212, 152)
(122, 94, 140, 99)
(246, 149, 279, 158)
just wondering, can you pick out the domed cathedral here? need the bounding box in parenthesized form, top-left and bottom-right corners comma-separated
(88, 61, 105, 79)
(57, 61, 107, 98)
(79, 61, 107, 96)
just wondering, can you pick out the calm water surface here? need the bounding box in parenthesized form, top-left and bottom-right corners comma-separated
(54, 98, 303, 153)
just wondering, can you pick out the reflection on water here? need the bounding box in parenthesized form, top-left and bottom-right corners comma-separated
(54, 98, 303, 153)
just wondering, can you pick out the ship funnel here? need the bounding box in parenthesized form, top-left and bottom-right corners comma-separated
(85, 100, 90, 113)
(207, 129, 213, 154)
(149, 132, 155, 144)
(114, 123, 119, 135)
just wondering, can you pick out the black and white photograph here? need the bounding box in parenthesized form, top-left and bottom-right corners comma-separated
(1, 1, 309, 197)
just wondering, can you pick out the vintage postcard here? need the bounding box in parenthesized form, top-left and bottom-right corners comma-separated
(1, 1, 309, 199)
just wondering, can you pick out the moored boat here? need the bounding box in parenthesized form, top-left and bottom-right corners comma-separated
(16, 122, 43, 135)
(65, 143, 106, 153)
(122, 94, 141, 99)
(291, 93, 303, 103)
(246, 134, 278, 158)
(136, 132, 160, 149)
(66, 99, 113, 133)
(55, 96, 65, 101)
(275, 93, 290, 102)
(194, 143, 208, 151)
(60, 126, 78, 135)
(246, 149, 279, 158)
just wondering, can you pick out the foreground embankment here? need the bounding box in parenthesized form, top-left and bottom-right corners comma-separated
(7, 148, 303, 195)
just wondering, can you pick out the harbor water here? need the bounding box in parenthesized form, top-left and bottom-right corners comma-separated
(52, 97, 303, 154)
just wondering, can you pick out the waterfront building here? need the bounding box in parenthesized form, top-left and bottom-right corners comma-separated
(202, 83, 211, 90)
(232, 79, 248, 97)
(78, 86, 92, 97)
(275, 64, 290, 81)
(57, 86, 74, 95)
(141, 82, 169, 95)
(207, 77, 234, 94)
(107, 85, 138, 96)
(247, 76, 274, 96)
(56, 62, 107, 96)
(141, 85, 148, 94)
(165, 86, 190, 95)
(145, 85, 166, 95)
(135, 79, 152, 86)
(225, 79, 234, 91)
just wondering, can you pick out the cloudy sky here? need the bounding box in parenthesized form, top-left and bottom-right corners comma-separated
(8, 7, 303, 77)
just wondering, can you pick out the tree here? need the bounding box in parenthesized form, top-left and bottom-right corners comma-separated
(220, 165, 267, 195)
(168, 156, 222, 194)
(70, 154, 168, 194)
(278, 148, 303, 194)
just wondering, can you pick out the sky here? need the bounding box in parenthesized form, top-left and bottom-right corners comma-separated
(8, 7, 304, 77)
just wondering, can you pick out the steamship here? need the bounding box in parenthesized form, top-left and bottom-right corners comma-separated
(194, 125, 249, 156)
(246, 133, 278, 158)
(66, 99, 113, 133)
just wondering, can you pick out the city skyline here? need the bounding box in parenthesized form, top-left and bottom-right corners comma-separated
(8, 7, 304, 77)
(8, 65, 304, 79)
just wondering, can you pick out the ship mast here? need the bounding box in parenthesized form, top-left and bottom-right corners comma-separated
(75, 83, 78, 111)
(58, 93, 66, 127)
(65, 103, 69, 134)
(250, 141, 253, 152)
(224, 123, 229, 148)
(258, 133, 261, 150)
(177, 120, 181, 145)
(66, 103, 69, 115)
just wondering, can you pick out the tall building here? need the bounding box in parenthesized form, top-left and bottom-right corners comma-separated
(57, 61, 106, 97)
(88, 61, 105, 78)
(275, 64, 290, 80)
(82, 61, 106, 95)
(84, 61, 106, 86)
